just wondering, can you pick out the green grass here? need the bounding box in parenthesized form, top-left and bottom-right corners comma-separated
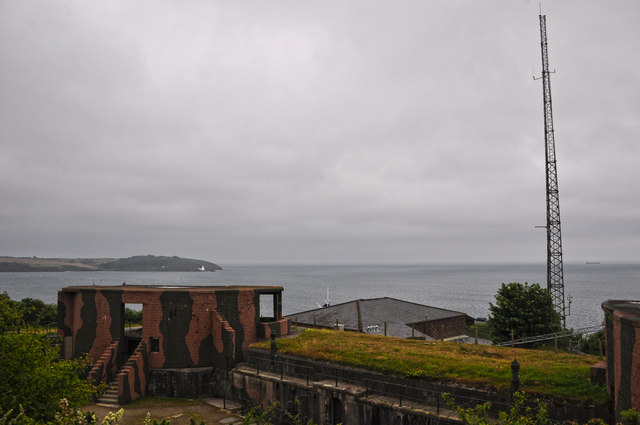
(254, 328, 606, 405)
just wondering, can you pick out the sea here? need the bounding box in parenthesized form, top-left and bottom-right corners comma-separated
(0, 263, 638, 330)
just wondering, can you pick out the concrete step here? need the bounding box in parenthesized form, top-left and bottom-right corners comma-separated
(97, 379, 120, 406)
(98, 394, 118, 401)
(96, 402, 119, 408)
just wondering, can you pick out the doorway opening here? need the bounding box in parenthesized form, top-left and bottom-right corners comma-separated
(331, 397, 343, 425)
(123, 303, 143, 356)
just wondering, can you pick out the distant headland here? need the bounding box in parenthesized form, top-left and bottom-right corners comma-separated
(0, 255, 222, 272)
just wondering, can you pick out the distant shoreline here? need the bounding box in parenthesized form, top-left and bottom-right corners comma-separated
(0, 255, 222, 272)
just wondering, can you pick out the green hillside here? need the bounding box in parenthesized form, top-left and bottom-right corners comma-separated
(0, 255, 221, 272)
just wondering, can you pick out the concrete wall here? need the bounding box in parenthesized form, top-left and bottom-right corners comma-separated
(231, 366, 463, 425)
(246, 348, 608, 424)
(147, 367, 221, 399)
(602, 300, 640, 420)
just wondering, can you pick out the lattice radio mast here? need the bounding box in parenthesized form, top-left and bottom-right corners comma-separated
(536, 15, 566, 328)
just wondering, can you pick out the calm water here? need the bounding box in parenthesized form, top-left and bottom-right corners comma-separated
(0, 263, 637, 330)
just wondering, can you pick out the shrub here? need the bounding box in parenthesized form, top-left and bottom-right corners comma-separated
(488, 283, 561, 344)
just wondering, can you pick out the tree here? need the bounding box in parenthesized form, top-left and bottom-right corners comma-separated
(0, 292, 98, 422)
(0, 292, 22, 333)
(578, 329, 605, 356)
(20, 297, 57, 326)
(487, 282, 561, 344)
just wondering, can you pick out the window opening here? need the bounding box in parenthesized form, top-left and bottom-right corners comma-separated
(259, 294, 275, 320)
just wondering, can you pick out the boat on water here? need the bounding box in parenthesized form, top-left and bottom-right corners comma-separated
(316, 287, 331, 308)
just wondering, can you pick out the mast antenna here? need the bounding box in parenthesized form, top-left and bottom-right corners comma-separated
(535, 15, 567, 328)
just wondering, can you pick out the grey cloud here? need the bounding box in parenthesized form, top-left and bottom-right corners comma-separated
(1, 1, 639, 263)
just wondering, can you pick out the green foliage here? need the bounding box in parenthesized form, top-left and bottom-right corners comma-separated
(0, 295, 98, 422)
(240, 401, 280, 425)
(285, 399, 315, 425)
(621, 408, 640, 425)
(467, 322, 493, 340)
(0, 292, 23, 332)
(54, 398, 97, 425)
(0, 293, 57, 330)
(488, 283, 561, 344)
(578, 330, 605, 356)
(97, 409, 124, 425)
(255, 328, 606, 404)
(0, 399, 123, 425)
(19, 298, 57, 327)
(53, 399, 123, 425)
(0, 405, 27, 425)
(444, 391, 550, 425)
(124, 308, 142, 324)
(142, 413, 171, 425)
(443, 393, 492, 425)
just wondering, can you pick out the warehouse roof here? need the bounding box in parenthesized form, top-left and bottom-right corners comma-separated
(286, 297, 469, 339)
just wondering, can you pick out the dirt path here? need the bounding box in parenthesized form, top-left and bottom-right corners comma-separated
(87, 398, 242, 425)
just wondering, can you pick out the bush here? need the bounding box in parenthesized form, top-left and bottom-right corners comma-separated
(444, 391, 550, 425)
(0, 293, 98, 422)
(488, 283, 561, 345)
(578, 330, 605, 356)
(621, 408, 639, 425)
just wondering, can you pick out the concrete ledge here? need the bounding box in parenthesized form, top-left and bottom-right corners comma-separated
(590, 360, 606, 386)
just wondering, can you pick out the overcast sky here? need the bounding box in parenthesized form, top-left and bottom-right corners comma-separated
(1, 1, 638, 265)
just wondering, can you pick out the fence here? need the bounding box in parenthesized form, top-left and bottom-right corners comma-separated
(235, 349, 602, 423)
(240, 354, 515, 417)
(495, 325, 604, 347)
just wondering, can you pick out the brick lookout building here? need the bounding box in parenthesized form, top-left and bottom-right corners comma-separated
(57, 285, 290, 404)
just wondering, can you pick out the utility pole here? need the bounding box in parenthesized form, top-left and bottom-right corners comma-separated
(535, 15, 566, 328)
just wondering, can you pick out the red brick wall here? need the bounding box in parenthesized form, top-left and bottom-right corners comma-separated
(260, 318, 291, 339)
(89, 290, 115, 362)
(117, 340, 148, 404)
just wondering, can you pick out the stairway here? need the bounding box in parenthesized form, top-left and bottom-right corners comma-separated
(96, 377, 119, 407)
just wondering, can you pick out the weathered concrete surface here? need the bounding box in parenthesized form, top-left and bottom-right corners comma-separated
(602, 300, 640, 420)
(231, 365, 461, 425)
(243, 348, 609, 424)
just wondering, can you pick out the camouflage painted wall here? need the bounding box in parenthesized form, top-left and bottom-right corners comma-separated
(602, 300, 640, 419)
(57, 285, 289, 373)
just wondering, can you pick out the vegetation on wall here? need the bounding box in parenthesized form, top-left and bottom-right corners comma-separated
(254, 328, 606, 404)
